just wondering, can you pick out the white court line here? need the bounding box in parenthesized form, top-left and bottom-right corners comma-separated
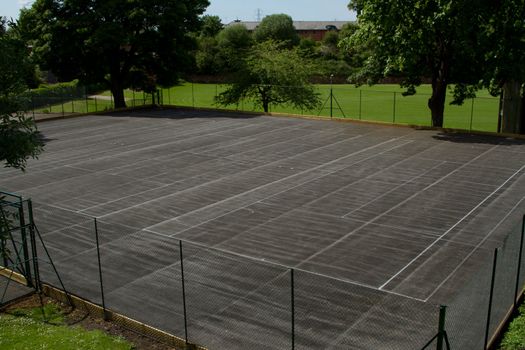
(144, 137, 410, 231)
(98, 132, 374, 218)
(378, 162, 525, 290)
(424, 195, 525, 302)
(298, 144, 501, 270)
(160, 139, 418, 238)
(143, 228, 426, 302)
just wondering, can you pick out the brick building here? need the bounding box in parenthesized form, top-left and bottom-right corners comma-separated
(228, 20, 351, 41)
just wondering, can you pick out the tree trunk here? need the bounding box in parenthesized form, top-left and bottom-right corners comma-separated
(110, 80, 126, 109)
(262, 99, 269, 113)
(428, 80, 447, 128)
(500, 80, 522, 134)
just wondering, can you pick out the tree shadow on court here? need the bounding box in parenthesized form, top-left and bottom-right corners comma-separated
(432, 132, 525, 146)
(107, 107, 264, 120)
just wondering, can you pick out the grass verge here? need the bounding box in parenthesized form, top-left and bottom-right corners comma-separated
(0, 302, 133, 350)
(499, 304, 525, 350)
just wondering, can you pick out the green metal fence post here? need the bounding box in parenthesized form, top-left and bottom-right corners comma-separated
(27, 200, 41, 292)
(359, 90, 362, 120)
(191, 81, 195, 108)
(85, 94, 89, 113)
(515, 214, 525, 306)
(330, 75, 333, 119)
(94, 218, 107, 320)
(71, 95, 75, 113)
(94, 96, 98, 112)
(61, 98, 64, 117)
(18, 202, 33, 287)
(168, 87, 171, 105)
(291, 268, 295, 350)
(484, 248, 499, 350)
(179, 240, 189, 344)
(393, 92, 397, 123)
(132, 90, 136, 108)
(469, 98, 475, 132)
(436, 305, 447, 350)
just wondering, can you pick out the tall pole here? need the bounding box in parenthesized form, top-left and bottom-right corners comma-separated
(330, 74, 334, 119)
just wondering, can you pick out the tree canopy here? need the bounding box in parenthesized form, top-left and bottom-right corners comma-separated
(20, 0, 209, 108)
(345, 0, 486, 127)
(253, 14, 300, 47)
(216, 40, 321, 113)
(0, 18, 43, 171)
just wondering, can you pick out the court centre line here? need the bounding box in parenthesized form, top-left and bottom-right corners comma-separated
(161, 139, 418, 238)
(143, 137, 412, 231)
(424, 194, 525, 302)
(378, 162, 525, 291)
(298, 144, 501, 273)
(142, 228, 427, 302)
(98, 132, 376, 218)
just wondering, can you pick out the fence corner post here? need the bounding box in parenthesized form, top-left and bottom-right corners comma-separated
(436, 305, 447, 350)
(484, 248, 499, 350)
(94, 218, 107, 320)
(179, 240, 189, 344)
(514, 214, 525, 307)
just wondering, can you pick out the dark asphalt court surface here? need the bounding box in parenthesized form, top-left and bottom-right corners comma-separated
(1, 108, 525, 349)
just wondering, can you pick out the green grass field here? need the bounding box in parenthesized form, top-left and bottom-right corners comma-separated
(0, 304, 132, 350)
(33, 83, 500, 132)
(159, 83, 499, 132)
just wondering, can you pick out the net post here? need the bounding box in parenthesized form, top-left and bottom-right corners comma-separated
(179, 240, 189, 344)
(514, 214, 525, 307)
(436, 305, 447, 350)
(484, 248, 499, 349)
(94, 218, 108, 320)
(291, 268, 295, 350)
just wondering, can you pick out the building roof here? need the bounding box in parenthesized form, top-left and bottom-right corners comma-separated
(227, 20, 351, 31)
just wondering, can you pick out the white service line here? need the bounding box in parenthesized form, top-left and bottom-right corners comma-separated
(424, 194, 525, 302)
(378, 162, 525, 290)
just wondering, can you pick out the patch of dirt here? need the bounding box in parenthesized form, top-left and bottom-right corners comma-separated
(1, 294, 181, 350)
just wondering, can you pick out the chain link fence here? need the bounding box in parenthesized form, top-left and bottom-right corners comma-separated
(159, 82, 501, 133)
(1, 192, 524, 349)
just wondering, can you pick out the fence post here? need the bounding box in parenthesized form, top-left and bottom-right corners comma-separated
(330, 75, 334, 119)
(191, 82, 195, 108)
(94, 218, 108, 320)
(515, 215, 525, 306)
(27, 200, 41, 292)
(168, 87, 172, 105)
(71, 95, 75, 113)
(179, 240, 189, 344)
(19, 202, 33, 287)
(393, 92, 397, 123)
(436, 305, 447, 350)
(359, 90, 362, 120)
(132, 90, 136, 108)
(469, 98, 475, 132)
(484, 248, 499, 350)
(85, 94, 89, 113)
(291, 268, 295, 350)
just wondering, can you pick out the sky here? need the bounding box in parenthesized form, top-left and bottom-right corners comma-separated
(1, 0, 356, 23)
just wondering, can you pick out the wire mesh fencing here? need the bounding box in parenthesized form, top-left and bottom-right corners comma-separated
(2, 196, 525, 349)
(159, 82, 501, 133)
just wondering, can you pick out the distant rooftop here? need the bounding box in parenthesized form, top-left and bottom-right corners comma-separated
(227, 20, 351, 31)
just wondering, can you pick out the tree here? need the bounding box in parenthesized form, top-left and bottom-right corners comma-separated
(19, 0, 209, 108)
(216, 41, 321, 113)
(0, 18, 43, 170)
(253, 14, 300, 47)
(481, 0, 525, 133)
(214, 24, 253, 73)
(345, 0, 486, 127)
(199, 15, 223, 38)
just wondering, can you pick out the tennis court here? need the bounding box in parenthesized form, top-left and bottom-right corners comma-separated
(1, 108, 525, 349)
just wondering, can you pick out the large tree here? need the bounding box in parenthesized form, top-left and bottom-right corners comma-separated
(253, 14, 300, 47)
(481, 0, 525, 133)
(0, 18, 43, 170)
(345, 0, 486, 127)
(19, 0, 209, 108)
(216, 41, 321, 113)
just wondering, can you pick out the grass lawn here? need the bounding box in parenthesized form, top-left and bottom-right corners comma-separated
(499, 304, 525, 350)
(159, 83, 500, 132)
(32, 82, 500, 133)
(0, 303, 133, 350)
